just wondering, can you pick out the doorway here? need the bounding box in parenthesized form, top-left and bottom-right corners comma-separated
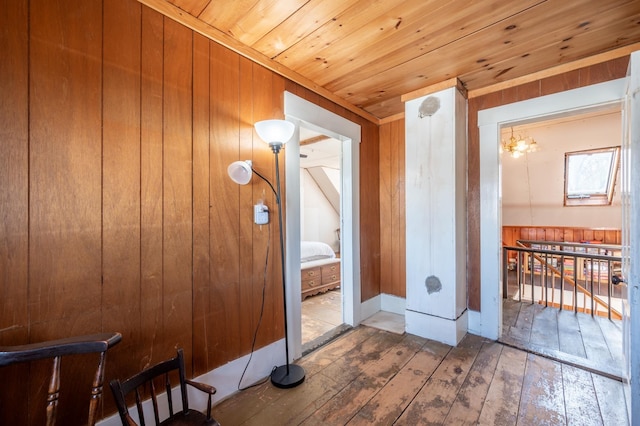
(298, 126, 346, 351)
(499, 111, 625, 377)
(474, 78, 627, 341)
(284, 91, 362, 360)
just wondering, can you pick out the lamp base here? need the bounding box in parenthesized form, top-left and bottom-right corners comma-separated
(270, 364, 305, 389)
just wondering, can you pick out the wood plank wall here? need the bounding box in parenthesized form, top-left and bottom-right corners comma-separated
(379, 119, 406, 298)
(0, 0, 380, 424)
(502, 226, 622, 248)
(467, 57, 630, 311)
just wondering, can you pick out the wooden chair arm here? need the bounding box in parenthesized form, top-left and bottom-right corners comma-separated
(185, 379, 217, 422)
(185, 379, 217, 396)
(0, 332, 122, 367)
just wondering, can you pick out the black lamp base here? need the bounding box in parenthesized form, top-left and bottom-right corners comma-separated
(270, 364, 305, 389)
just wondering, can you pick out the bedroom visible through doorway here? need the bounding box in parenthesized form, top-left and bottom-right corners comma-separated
(299, 126, 346, 352)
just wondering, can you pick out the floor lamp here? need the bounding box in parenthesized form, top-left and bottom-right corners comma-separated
(227, 119, 306, 389)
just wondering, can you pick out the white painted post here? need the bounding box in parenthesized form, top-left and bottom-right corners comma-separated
(404, 86, 468, 345)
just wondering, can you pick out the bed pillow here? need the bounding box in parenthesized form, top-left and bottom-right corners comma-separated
(301, 241, 336, 263)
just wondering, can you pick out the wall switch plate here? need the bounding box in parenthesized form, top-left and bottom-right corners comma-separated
(254, 203, 269, 225)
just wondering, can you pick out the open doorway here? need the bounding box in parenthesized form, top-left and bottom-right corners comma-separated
(499, 110, 625, 377)
(284, 91, 361, 361)
(298, 126, 346, 351)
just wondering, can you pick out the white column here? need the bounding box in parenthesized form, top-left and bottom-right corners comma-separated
(404, 85, 467, 346)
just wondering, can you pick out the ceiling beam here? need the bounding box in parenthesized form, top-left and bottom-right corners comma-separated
(300, 135, 331, 146)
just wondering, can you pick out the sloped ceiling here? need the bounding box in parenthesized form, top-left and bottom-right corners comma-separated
(139, 0, 640, 121)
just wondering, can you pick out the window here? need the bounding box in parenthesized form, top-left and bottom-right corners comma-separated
(564, 146, 620, 206)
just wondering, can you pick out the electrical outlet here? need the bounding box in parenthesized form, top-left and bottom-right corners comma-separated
(254, 203, 269, 225)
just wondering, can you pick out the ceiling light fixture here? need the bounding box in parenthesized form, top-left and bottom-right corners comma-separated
(501, 127, 539, 159)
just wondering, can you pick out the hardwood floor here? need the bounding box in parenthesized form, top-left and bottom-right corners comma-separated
(302, 289, 343, 345)
(500, 299, 625, 381)
(212, 322, 628, 425)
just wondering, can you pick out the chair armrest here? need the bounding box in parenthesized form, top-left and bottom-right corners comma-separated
(185, 379, 217, 395)
(185, 379, 218, 422)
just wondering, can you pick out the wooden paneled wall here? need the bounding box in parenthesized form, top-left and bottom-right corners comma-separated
(379, 119, 406, 298)
(503, 226, 622, 247)
(0, 0, 380, 424)
(467, 57, 630, 311)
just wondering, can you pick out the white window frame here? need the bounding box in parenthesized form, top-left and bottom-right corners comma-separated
(564, 146, 620, 206)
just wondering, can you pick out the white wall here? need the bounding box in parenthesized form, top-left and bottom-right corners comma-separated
(300, 167, 340, 251)
(502, 111, 621, 228)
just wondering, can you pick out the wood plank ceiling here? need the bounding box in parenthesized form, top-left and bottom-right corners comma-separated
(140, 0, 640, 121)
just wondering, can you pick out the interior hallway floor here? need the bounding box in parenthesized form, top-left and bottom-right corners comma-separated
(301, 290, 405, 354)
(212, 324, 628, 425)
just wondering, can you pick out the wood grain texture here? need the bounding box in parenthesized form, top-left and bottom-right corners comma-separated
(252, 62, 281, 350)
(207, 42, 243, 367)
(141, 0, 640, 119)
(0, 1, 387, 423)
(162, 16, 194, 364)
(0, 1, 29, 422)
(214, 324, 628, 425)
(192, 32, 211, 375)
(518, 353, 566, 425)
(28, 0, 103, 424)
(477, 345, 527, 425)
(102, 0, 142, 393)
(359, 121, 381, 301)
(379, 119, 406, 298)
(139, 4, 165, 371)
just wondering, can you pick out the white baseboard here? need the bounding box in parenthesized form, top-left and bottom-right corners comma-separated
(405, 309, 468, 346)
(360, 294, 381, 321)
(381, 294, 406, 315)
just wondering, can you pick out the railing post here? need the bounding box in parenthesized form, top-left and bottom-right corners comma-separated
(574, 255, 578, 314)
(560, 255, 565, 311)
(590, 258, 595, 317)
(517, 251, 523, 302)
(530, 250, 535, 304)
(503, 247, 508, 299)
(607, 259, 612, 320)
(544, 252, 549, 307)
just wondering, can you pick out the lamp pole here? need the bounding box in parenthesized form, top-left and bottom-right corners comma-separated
(269, 142, 305, 389)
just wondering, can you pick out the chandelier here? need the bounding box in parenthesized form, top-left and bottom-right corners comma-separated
(501, 127, 538, 158)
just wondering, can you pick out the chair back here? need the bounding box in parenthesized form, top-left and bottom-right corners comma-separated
(110, 349, 192, 426)
(0, 332, 122, 426)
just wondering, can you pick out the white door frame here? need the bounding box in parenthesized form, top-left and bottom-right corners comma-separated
(284, 92, 361, 360)
(624, 51, 640, 423)
(472, 78, 626, 340)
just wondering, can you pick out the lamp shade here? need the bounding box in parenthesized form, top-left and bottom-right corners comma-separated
(227, 160, 252, 185)
(254, 120, 295, 145)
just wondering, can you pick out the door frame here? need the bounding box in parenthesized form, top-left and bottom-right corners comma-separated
(473, 78, 627, 340)
(284, 92, 361, 360)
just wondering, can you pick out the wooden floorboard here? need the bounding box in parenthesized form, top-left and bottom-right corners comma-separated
(212, 320, 628, 425)
(517, 353, 566, 425)
(500, 299, 624, 380)
(557, 308, 587, 358)
(477, 345, 527, 425)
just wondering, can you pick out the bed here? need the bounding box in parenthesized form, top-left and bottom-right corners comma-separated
(300, 241, 341, 300)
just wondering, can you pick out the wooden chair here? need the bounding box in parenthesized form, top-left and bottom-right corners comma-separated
(109, 348, 220, 426)
(0, 332, 122, 426)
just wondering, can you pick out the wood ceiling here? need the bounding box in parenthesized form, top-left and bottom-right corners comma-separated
(139, 0, 640, 123)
